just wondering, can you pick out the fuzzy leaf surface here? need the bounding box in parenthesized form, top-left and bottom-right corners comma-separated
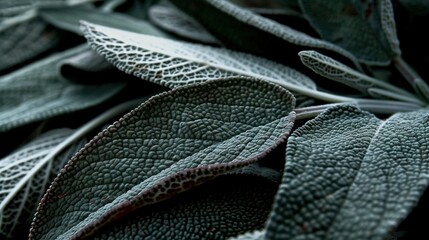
(299, 0, 401, 65)
(148, 3, 218, 44)
(265, 105, 429, 239)
(0, 129, 86, 239)
(29, 78, 296, 239)
(0, 44, 125, 132)
(169, 0, 358, 69)
(91, 175, 277, 239)
(0, 19, 61, 72)
(80, 21, 316, 92)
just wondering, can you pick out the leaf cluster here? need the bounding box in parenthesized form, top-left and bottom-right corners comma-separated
(1, 0, 429, 239)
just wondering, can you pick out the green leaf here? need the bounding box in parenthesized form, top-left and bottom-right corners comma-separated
(298, 50, 422, 105)
(0, 129, 85, 239)
(29, 78, 296, 239)
(0, 19, 61, 72)
(39, 6, 166, 37)
(0, 44, 126, 132)
(1, 97, 146, 240)
(265, 105, 429, 239)
(168, 0, 359, 69)
(299, 0, 401, 65)
(91, 174, 278, 239)
(80, 21, 359, 103)
(148, 2, 219, 44)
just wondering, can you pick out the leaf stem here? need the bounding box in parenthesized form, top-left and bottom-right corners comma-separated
(393, 56, 422, 86)
(0, 97, 148, 211)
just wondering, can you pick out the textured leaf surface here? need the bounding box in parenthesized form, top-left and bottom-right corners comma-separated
(0, 19, 61, 72)
(29, 78, 296, 240)
(265, 105, 429, 239)
(229, 229, 265, 240)
(169, 0, 358, 69)
(91, 175, 277, 240)
(0, 129, 86, 239)
(299, 0, 400, 65)
(0, 44, 125, 131)
(39, 6, 165, 36)
(298, 50, 420, 104)
(148, 3, 218, 44)
(81, 21, 316, 92)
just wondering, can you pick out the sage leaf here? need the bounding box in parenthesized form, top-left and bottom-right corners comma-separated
(0, 19, 61, 72)
(39, 6, 166, 37)
(298, 50, 422, 104)
(169, 0, 359, 69)
(79, 21, 358, 104)
(148, 2, 218, 44)
(29, 78, 296, 239)
(266, 105, 429, 239)
(91, 175, 277, 240)
(0, 129, 85, 239)
(0, 44, 126, 132)
(299, 0, 401, 65)
(80, 21, 316, 91)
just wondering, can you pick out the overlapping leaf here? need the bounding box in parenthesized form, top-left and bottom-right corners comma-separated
(265, 105, 429, 239)
(80, 21, 332, 103)
(299, 0, 401, 65)
(0, 129, 86, 239)
(148, 2, 218, 44)
(169, 0, 359, 68)
(39, 6, 166, 36)
(29, 78, 296, 239)
(91, 174, 277, 239)
(298, 50, 422, 105)
(0, 44, 126, 132)
(0, 19, 61, 73)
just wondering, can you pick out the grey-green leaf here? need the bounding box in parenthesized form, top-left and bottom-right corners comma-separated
(265, 105, 429, 239)
(148, 2, 218, 44)
(81, 21, 316, 91)
(169, 0, 359, 69)
(92, 175, 277, 240)
(299, 0, 401, 65)
(229, 229, 265, 240)
(0, 44, 125, 132)
(0, 129, 86, 239)
(298, 50, 421, 104)
(39, 6, 166, 36)
(0, 19, 61, 72)
(29, 78, 296, 240)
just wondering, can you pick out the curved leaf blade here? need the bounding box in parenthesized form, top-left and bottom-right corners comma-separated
(169, 0, 359, 69)
(80, 21, 320, 95)
(266, 105, 429, 239)
(298, 50, 421, 104)
(0, 44, 125, 132)
(0, 129, 86, 239)
(39, 6, 166, 37)
(29, 78, 296, 239)
(0, 19, 61, 72)
(92, 175, 277, 239)
(148, 3, 218, 44)
(299, 0, 400, 65)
